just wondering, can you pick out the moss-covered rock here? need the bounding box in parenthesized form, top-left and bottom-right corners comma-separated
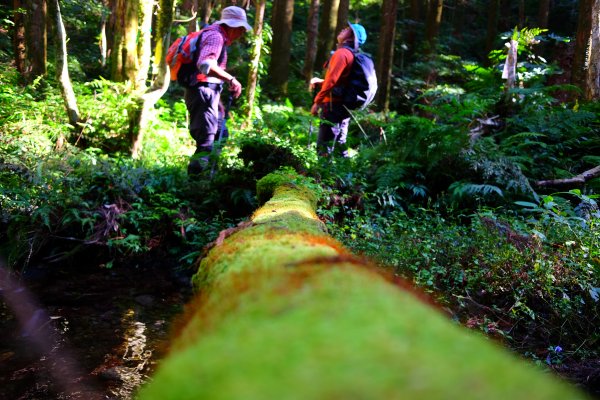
(137, 169, 586, 400)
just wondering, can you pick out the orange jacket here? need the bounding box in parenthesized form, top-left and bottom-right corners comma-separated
(314, 47, 354, 105)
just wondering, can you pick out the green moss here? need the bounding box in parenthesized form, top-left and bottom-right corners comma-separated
(138, 171, 586, 400)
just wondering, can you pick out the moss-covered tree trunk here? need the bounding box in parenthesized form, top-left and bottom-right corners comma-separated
(25, 0, 47, 80)
(138, 170, 586, 400)
(245, 0, 266, 123)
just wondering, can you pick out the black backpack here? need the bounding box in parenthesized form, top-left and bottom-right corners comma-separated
(333, 48, 378, 110)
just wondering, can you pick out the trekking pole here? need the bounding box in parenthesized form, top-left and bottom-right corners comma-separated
(343, 105, 374, 148)
(210, 93, 234, 179)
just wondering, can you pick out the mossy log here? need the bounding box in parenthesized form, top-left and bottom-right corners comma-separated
(138, 170, 585, 400)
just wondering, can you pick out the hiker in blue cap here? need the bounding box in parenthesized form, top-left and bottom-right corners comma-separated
(310, 22, 368, 158)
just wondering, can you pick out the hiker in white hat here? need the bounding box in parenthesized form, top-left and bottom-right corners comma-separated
(184, 6, 251, 175)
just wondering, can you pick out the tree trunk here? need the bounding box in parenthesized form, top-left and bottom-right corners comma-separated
(302, 0, 320, 83)
(182, 0, 199, 31)
(130, 0, 175, 158)
(315, 0, 340, 68)
(406, 0, 421, 58)
(47, 0, 79, 127)
(245, 0, 266, 122)
(538, 0, 550, 28)
(518, 0, 525, 28)
(152, 0, 174, 85)
(425, 0, 443, 53)
(585, 0, 600, 100)
(335, 0, 349, 34)
(25, 0, 47, 79)
(485, 0, 500, 62)
(268, 0, 294, 97)
(136, 0, 154, 89)
(99, 3, 108, 67)
(200, 0, 213, 26)
(137, 170, 587, 400)
(376, 0, 398, 112)
(110, 0, 139, 85)
(12, 0, 26, 76)
(572, 0, 594, 96)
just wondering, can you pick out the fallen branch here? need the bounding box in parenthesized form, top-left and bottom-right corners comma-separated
(535, 165, 600, 188)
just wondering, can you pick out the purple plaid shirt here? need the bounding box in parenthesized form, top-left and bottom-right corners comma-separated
(196, 25, 229, 83)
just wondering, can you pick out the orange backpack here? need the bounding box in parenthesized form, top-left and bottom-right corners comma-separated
(165, 30, 205, 85)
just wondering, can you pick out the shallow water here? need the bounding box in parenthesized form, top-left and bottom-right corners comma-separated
(0, 262, 192, 400)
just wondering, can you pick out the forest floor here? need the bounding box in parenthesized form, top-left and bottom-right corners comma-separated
(0, 257, 598, 399)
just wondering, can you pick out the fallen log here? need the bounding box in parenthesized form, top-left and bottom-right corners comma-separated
(535, 165, 600, 188)
(138, 169, 584, 399)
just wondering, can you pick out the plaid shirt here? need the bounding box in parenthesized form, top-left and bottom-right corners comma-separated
(196, 25, 229, 83)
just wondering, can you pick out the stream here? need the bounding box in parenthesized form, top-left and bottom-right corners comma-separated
(0, 260, 192, 400)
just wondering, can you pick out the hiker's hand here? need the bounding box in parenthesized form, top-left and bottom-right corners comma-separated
(228, 77, 242, 98)
(310, 103, 319, 116)
(309, 77, 324, 91)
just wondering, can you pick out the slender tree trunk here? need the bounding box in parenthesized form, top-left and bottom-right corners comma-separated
(182, 0, 199, 31)
(152, 0, 174, 85)
(584, 0, 600, 100)
(246, 0, 266, 123)
(485, 0, 500, 62)
(572, 0, 594, 95)
(26, 0, 47, 79)
(335, 0, 349, 34)
(406, 0, 420, 58)
(425, 0, 443, 53)
(99, 3, 108, 67)
(13, 0, 26, 76)
(47, 0, 79, 128)
(111, 0, 139, 84)
(376, 0, 398, 112)
(517, 0, 525, 28)
(268, 0, 294, 97)
(302, 0, 320, 83)
(315, 0, 340, 68)
(538, 0, 550, 28)
(200, 0, 213, 26)
(136, 0, 154, 89)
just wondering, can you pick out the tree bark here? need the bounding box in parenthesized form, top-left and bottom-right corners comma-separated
(152, 0, 174, 85)
(485, 0, 500, 61)
(25, 0, 47, 79)
(110, 0, 139, 85)
(200, 0, 213, 26)
(376, 0, 398, 112)
(535, 165, 600, 188)
(268, 0, 294, 97)
(538, 0, 550, 29)
(245, 0, 266, 122)
(302, 0, 320, 83)
(584, 0, 600, 100)
(406, 0, 421, 58)
(48, 0, 80, 128)
(335, 0, 349, 34)
(315, 0, 340, 68)
(572, 0, 594, 97)
(12, 0, 27, 76)
(518, 0, 525, 28)
(425, 0, 443, 53)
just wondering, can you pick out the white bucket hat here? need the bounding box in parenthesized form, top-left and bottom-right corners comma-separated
(216, 6, 252, 32)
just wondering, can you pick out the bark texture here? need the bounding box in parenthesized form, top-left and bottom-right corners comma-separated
(48, 0, 80, 127)
(268, 0, 294, 97)
(376, 0, 398, 112)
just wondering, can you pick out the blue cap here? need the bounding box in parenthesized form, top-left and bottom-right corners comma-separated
(349, 23, 367, 47)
